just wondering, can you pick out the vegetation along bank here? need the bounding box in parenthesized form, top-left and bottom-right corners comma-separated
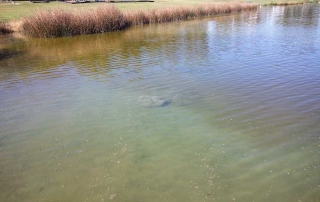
(4, 3, 257, 38)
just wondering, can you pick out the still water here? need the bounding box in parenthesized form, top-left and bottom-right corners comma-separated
(0, 5, 320, 202)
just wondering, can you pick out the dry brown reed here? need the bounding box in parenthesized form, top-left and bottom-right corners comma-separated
(22, 6, 127, 38)
(0, 22, 13, 35)
(268, 1, 304, 5)
(22, 3, 257, 38)
(125, 3, 257, 25)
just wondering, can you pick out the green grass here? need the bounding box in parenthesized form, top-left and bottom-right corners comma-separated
(0, 0, 313, 21)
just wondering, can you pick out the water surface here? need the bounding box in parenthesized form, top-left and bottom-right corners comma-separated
(0, 5, 320, 202)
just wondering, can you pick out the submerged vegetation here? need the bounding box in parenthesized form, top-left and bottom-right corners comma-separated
(0, 22, 13, 35)
(21, 3, 257, 38)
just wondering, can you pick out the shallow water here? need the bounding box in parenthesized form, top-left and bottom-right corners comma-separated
(0, 5, 320, 202)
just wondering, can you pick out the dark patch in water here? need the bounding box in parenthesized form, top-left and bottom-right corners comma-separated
(0, 48, 22, 61)
(139, 95, 171, 107)
(39, 186, 45, 192)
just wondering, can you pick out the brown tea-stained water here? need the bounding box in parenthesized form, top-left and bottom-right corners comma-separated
(0, 5, 320, 202)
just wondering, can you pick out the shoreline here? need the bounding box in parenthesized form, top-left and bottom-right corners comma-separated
(1, 1, 318, 38)
(5, 3, 259, 38)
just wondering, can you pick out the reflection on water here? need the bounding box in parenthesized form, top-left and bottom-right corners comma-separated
(1, 5, 320, 202)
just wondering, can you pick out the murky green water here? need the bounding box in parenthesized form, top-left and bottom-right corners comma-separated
(1, 5, 320, 202)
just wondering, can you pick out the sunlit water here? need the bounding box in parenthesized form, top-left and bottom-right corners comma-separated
(1, 5, 320, 202)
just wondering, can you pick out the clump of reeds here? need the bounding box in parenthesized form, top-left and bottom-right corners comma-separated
(22, 3, 257, 38)
(0, 22, 13, 34)
(267, 1, 304, 5)
(125, 3, 257, 25)
(22, 6, 127, 38)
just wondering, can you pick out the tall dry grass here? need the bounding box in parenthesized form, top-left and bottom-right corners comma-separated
(22, 6, 127, 38)
(125, 3, 257, 25)
(268, 1, 304, 5)
(0, 22, 13, 35)
(22, 3, 257, 38)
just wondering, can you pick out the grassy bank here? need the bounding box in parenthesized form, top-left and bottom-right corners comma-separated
(0, 0, 310, 21)
(21, 3, 257, 38)
(264, 1, 304, 5)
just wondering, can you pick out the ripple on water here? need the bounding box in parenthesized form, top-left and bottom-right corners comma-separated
(0, 4, 320, 202)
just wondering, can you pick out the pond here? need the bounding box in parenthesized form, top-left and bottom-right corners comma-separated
(0, 4, 319, 202)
